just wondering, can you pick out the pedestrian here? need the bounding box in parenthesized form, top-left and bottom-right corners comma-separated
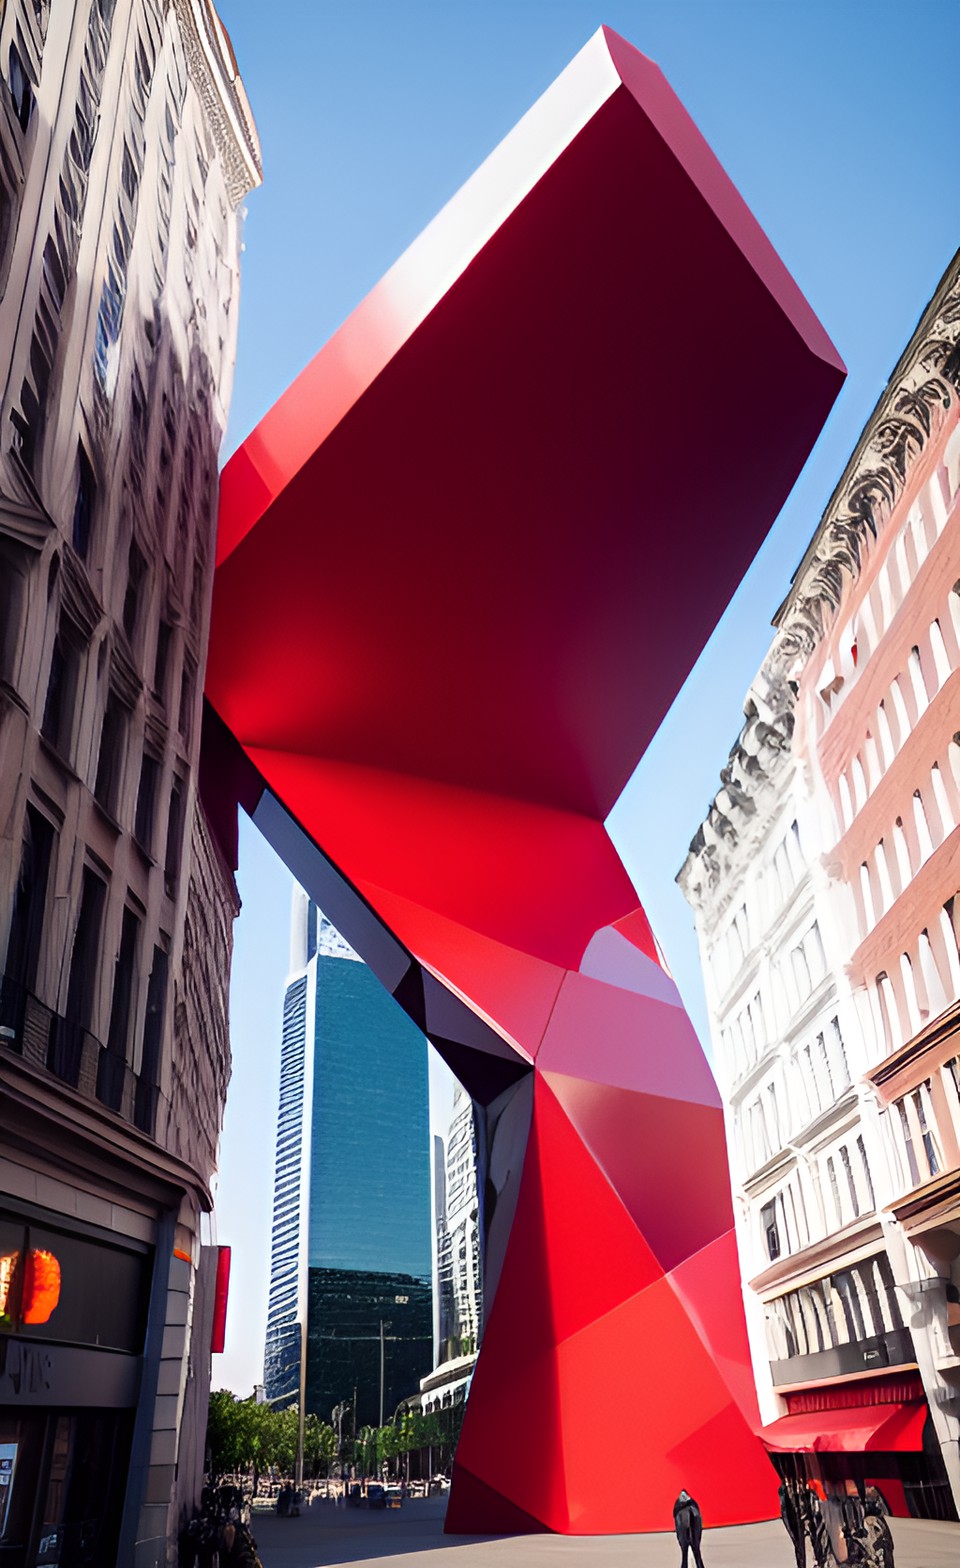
(673, 1488, 706, 1568)
(779, 1480, 806, 1568)
(218, 1520, 260, 1566)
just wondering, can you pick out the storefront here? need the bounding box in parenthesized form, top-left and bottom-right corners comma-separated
(0, 1201, 151, 1566)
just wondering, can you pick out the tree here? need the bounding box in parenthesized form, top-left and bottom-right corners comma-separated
(303, 1413, 337, 1477)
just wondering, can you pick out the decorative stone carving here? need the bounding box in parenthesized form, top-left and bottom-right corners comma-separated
(680, 251, 960, 912)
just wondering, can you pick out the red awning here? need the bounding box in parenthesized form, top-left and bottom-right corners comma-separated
(762, 1402, 927, 1454)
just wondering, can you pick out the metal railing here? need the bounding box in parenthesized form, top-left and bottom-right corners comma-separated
(0, 970, 157, 1134)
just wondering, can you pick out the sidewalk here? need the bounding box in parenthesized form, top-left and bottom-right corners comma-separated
(249, 1495, 960, 1568)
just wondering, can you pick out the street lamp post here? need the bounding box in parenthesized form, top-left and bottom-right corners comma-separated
(379, 1293, 410, 1430)
(379, 1318, 387, 1430)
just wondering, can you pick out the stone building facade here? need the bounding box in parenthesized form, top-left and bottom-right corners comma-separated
(678, 250, 960, 1520)
(0, 3, 258, 1563)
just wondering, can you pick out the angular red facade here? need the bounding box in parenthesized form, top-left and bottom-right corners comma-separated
(205, 27, 844, 1532)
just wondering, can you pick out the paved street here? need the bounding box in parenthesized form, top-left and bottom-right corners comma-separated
(249, 1496, 960, 1568)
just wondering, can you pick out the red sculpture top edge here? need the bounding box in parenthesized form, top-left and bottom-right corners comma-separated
(208, 23, 844, 832)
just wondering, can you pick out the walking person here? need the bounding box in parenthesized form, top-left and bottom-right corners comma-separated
(779, 1480, 807, 1568)
(673, 1488, 706, 1568)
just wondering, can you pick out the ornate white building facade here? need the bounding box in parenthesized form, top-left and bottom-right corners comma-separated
(678, 250, 960, 1520)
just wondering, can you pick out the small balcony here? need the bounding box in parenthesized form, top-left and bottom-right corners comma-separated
(0, 971, 158, 1136)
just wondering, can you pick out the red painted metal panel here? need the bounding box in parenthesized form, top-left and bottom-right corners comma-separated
(762, 1403, 927, 1454)
(206, 23, 845, 1535)
(211, 1245, 231, 1355)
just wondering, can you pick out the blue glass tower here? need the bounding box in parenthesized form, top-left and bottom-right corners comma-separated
(264, 894, 432, 1427)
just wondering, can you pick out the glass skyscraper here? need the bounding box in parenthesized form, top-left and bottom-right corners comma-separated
(264, 893, 432, 1427)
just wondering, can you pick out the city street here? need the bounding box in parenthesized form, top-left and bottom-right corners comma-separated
(249, 1496, 960, 1568)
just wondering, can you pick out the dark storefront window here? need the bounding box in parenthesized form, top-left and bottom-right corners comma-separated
(19, 1228, 146, 1354)
(766, 1252, 912, 1385)
(0, 1406, 132, 1567)
(0, 1212, 148, 1354)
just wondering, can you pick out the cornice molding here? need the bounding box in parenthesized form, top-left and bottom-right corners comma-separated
(679, 249, 960, 916)
(173, 0, 262, 207)
(774, 251, 960, 662)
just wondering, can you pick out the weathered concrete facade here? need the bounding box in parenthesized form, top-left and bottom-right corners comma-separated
(0, 3, 258, 1562)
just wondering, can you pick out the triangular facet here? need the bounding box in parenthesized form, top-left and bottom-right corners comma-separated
(445, 1463, 553, 1535)
(543, 1072, 733, 1271)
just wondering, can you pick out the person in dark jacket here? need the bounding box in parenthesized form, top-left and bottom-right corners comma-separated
(673, 1489, 706, 1568)
(218, 1521, 259, 1566)
(779, 1481, 806, 1568)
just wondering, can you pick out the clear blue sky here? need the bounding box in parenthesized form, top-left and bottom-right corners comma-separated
(211, 0, 960, 1394)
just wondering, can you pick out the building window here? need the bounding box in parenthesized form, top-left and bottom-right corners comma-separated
(913, 1083, 942, 1177)
(65, 867, 106, 1032)
(93, 692, 128, 819)
(830, 1016, 850, 1090)
(766, 1253, 904, 1371)
(2, 806, 56, 1019)
(178, 658, 195, 740)
(839, 1144, 859, 1218)
(760, 1200, 781, 1261)
(98, 905, 140, 1111)
(825, 1155, 843, 1228)
(134, 752, 161, 855)
(71, 443, 96, 558)
(164, 776, 184, 895)
(122, 540, 146, 644)
(8, 40, 35, 134)
(896, 1098, 921, 1187)
(41, 617, 83, 760)
(816, 1032, 835, 1100)
(134, 944, 168, 1135)
(153, 619, 172, 701)
(856, 1135, 876, 1211)
(0, 543, 26, 686)
(48, 864, 107, 1086)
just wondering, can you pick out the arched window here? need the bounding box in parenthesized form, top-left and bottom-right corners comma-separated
(877, 972, 901, 1052)
(929, 619, 952, 689)
(900, 952, 922, 1035)
(852, 754, 868, 812)
(838, 771, 854, 831)
(907, 645, 929, 720)
(942, 902, 960, 995)
(929, 763, 952, 841)
(876, 701, 895, 768)
(860, 861, 876, 933)
(892, 817, 912, 889)
(890, 676, 911, 746)
(874, 840, 896, 915)
(913, 790, 935, 865)
(917, 929, 948, 1019)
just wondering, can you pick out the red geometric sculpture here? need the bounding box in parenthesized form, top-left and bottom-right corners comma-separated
(204, 27, 844, 1532)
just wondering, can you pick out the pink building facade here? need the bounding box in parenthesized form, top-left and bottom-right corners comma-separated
(680, 250, 960, 1519)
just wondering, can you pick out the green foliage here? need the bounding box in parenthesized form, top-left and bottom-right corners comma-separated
(207, 1392, 337, 1479)
(207, 1391, 465, 1481)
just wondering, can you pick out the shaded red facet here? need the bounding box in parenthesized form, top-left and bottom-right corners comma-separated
(205, 24, 844, 1534)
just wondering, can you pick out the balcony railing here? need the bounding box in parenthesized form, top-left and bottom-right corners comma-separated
(0, 971, 158, 1136)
